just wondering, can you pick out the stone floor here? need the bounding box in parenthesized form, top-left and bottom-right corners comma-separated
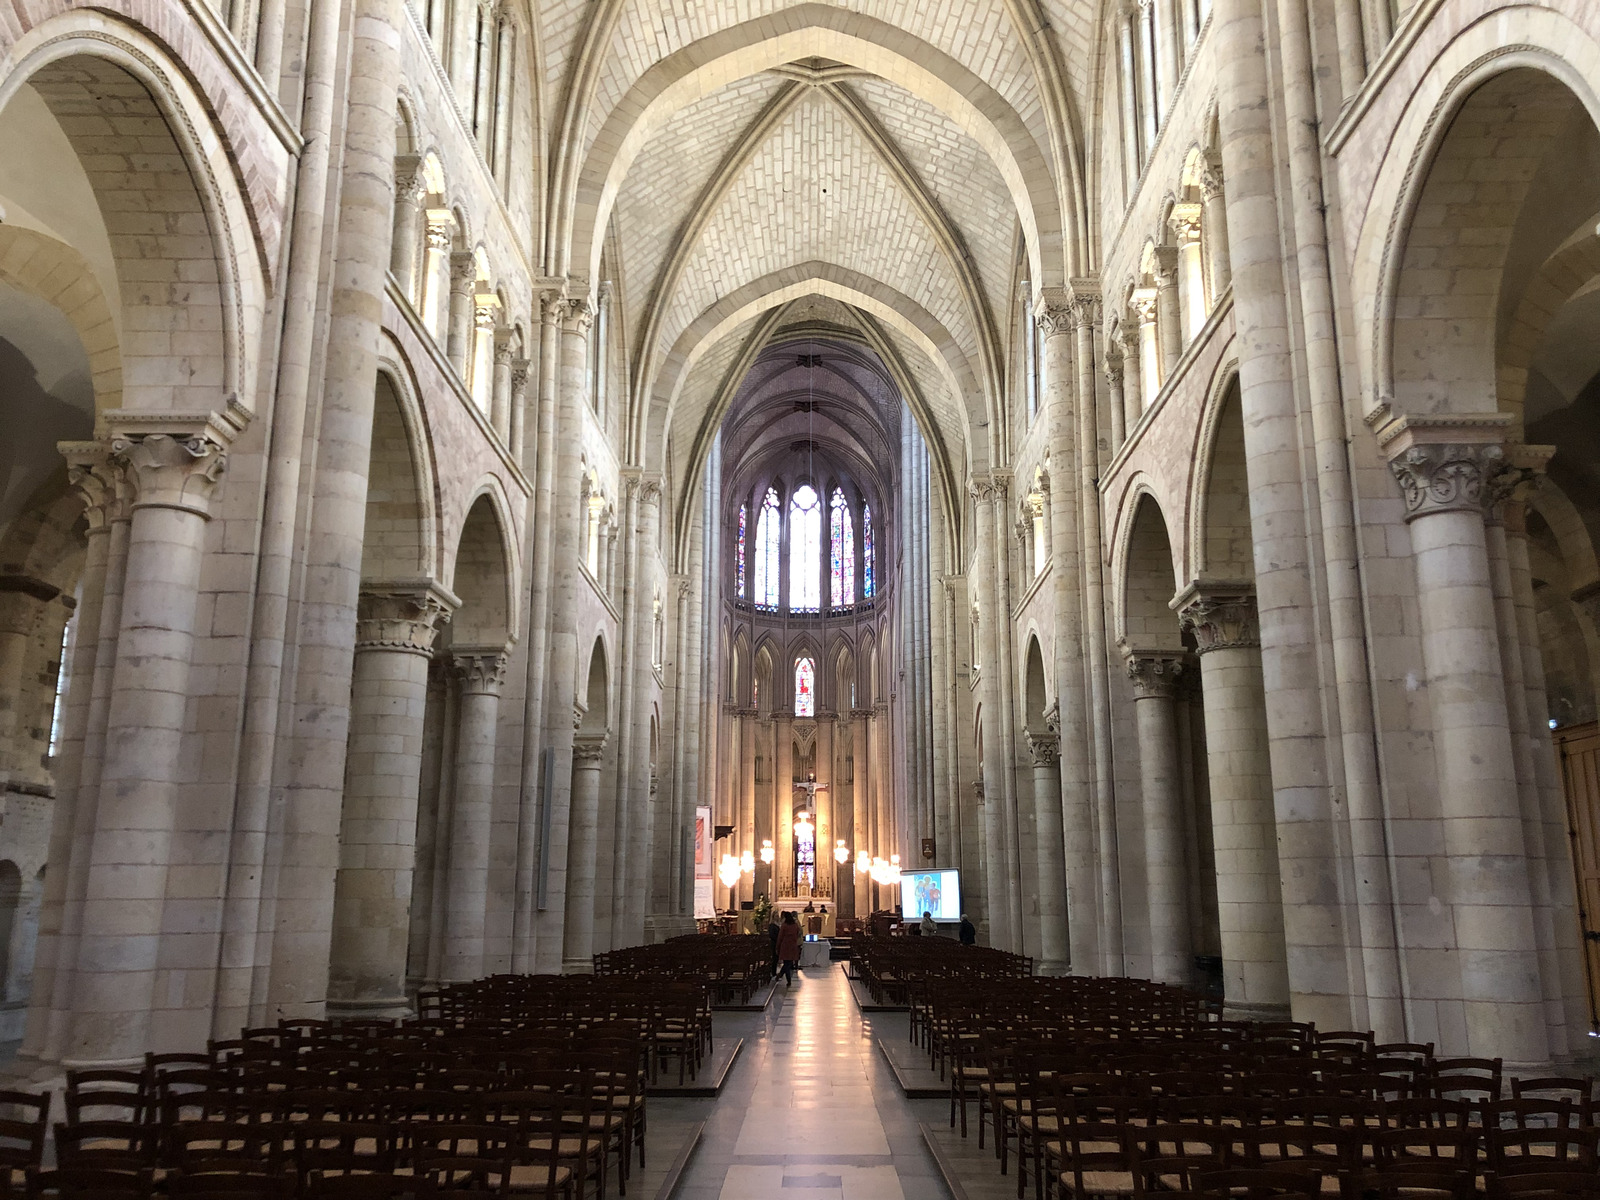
(659, 960, 956, 1200)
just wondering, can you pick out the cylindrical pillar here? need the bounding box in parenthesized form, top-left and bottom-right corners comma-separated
(390, 155, 424, 299)
(1200, 158, 1232, 300)
(1106, 352, 1127, 452)
(776, 716, 794, 899)
(1120, 323, 1144, 434)
(328, 584, 454, 1016)
(491, 335, 513, 440)
(446, 251, 475, 377)
(510, 358, 531, 470)
(1388, 439, 1548, 1066)
(1177, 587, 1290, 1016)
(69, 420, 240, 1064)
(1026, 730, 1069, 974)
(1153, 246, 1183, 372)
(1127, 652, 1192, 987)
(562, 734, 607, 971)
(441, 649, 507, 982)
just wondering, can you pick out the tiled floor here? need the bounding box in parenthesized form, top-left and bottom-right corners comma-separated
(662, 961, 953, 1200)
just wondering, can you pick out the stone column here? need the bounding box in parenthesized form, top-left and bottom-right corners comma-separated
(776, 715, 794, 898)
(390, 154, 424, 299)
(328, 582, 455, 1017)
(441, 648, 508, 983)
(22, 446, 117, 1063)
(471, 0, 493, 138)
(562, 733, 607, 972)
(1126, 652, 1192, 986)
(1153, 245, 1183, 373)
(1170, 205, 1206, 342)
(509, 358, 531, 470)
(1105, 351, 1127, 452)
(1120, 319, 1144, 434)
(1200, 156, 1231, 300)
(970, 476, 1012, 949)
(491, 333, 513, 440)
(1175, 584, 1290, 1017)
(624, 477, 662, 942)
(1025, 728, 1070, 974)
(1385, 430, 1548, 1066)
(447, 251, 475, 378)
(68, 412, 243, 1064)
(739, 711, 758, 905)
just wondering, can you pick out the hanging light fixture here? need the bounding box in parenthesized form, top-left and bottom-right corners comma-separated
(834, 839, 849, 865)
(760, 839, 775, 865)
(740, 849, 755, 876)
(718, 854, 741, 889)
(793, 809, 814, 840)
(856, 850, 870, 874)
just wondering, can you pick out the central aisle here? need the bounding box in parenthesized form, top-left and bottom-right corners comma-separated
(673, 962, 949, 1200)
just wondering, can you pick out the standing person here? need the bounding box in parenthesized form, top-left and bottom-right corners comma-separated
(777, 911, 802, 986)
(767, 910, 781, 973)
(959, 913, 976, 945)
(920, 910, 937, 938)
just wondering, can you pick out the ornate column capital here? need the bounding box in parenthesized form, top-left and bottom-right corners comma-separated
(1024, 729, 1060, 766)
(537, 283, 567, 326)
(510, 358, 531, 391)
(1035, 287, 1075, 338)
(449, 250, 476, 288)
(1199, 154, 1226, 202)
(1103, 347, 1125, 388)
(393, 153, 426, 202)
(106, 403, 249, 519)
(1130, 288, 1158, 324)
(60, 441, 127, 533)
(1150, 244, 1180, 287)
(356, 579, 459, 653)
(454, 648, 509, 695)
(1375, 413, 1524, 522)
(573, 734, 608, 764)
(1122, 648, 1185, 699)
(1172, 580, 1259, 653)
(849, 707, 875, 722)
(1068, 281, 1102, 330)
(426, 218, 454, 253)
(1169, 202, 1203, 244)
(562, 297, 595, 335)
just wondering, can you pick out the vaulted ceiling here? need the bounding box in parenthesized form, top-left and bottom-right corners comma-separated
(534, 0, 1093, 548)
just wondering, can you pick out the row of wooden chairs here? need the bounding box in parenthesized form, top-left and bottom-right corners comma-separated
(596, 935, 773, 1006)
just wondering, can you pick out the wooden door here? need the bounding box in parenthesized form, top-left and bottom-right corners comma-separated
(1556, 721, 1600, 1033)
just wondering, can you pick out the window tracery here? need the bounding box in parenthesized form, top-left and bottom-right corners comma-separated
(789, 484, 821, 614)
(736, 502, 747, 599)
(830, 488, 854, 608)
(754, 488, 780, 609)
(862, 504, 876, 600)
(794, 657, 816, 718)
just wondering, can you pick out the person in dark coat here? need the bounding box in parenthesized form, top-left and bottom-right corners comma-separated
(776, 911, 803, 986)
(958, 913, 977, 945)
(767, 912, 781, 971)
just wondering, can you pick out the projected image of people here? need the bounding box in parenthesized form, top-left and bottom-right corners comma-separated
(912, 873, 941, 919)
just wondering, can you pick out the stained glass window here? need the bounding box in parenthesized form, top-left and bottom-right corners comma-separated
(754, 488, 780, 608)
(794, 656, 815, 717)
(829, 488, 855, 607)
(796, 815, 815, 891)
(862, 504, 876, 599)
(789, 484, 821, 613)
(735, 502, 747, 598)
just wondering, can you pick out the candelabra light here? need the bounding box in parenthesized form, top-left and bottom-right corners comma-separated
(717, 853, 741, 889)
(834, 839, 849, 864)
(760, 839, 775, 865)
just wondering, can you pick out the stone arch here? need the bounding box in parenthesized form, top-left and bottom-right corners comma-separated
(1116, 489, 1183, 652)
(650, 263, 985, 483)
(361, 370, 435, 584)
(448, 492, 514, 649)
(578, 634, 610, 735)
(0, 41, 257, 407)
(1192, 372, 1253, 582)
(753, 639, 775, 710)
(1023, 634, 1050, 734)
(559, 3, 1066, 292)
(1385, 66, 1598, 420)
(833, 640, 857, 712)
(0, 227, 119, 415)
(729, 629, 750, 706)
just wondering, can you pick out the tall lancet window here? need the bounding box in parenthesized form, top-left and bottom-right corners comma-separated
(830, 488, 855, 607)
(735, 502, 747, 599)
(794, 656, 816, 717)
(754, 488, 780, 609)
(789, 484, 822, 613)
(862, 503, 876, 599)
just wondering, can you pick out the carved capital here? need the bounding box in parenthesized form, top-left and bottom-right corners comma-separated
(972, 778, 985, 803)
(60, 441, 127, 533)
(1024, 729, 1060, 767)
(1103, 348, 1125, 389)
(1068, 283, 1102, 331)
(1173, 582, 1259, 653)
(563, 297, 595, 335)
(454, 649, 509, 695)
(1151, 244, 1180, 287)
(426, 211, 456, 252)
(356, 580, 458, 653)
(1199, 155, 1226, 202)
(510, 358, 531, 391)
(393, 154, 426, 202)
(106, 404, 248, 519)
(449, 250, 476, 288)
(991, 469, 1012, 502)
(1124, 650, 1185, 699)
(1035, 287, 1075, 338)
(1130, 288, 1158, 324)
(573, 734, 607, 764)
(1387, 443, 1511, 522)
(538, 287, 566, 325)
(1169, 202, 1203, 244)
